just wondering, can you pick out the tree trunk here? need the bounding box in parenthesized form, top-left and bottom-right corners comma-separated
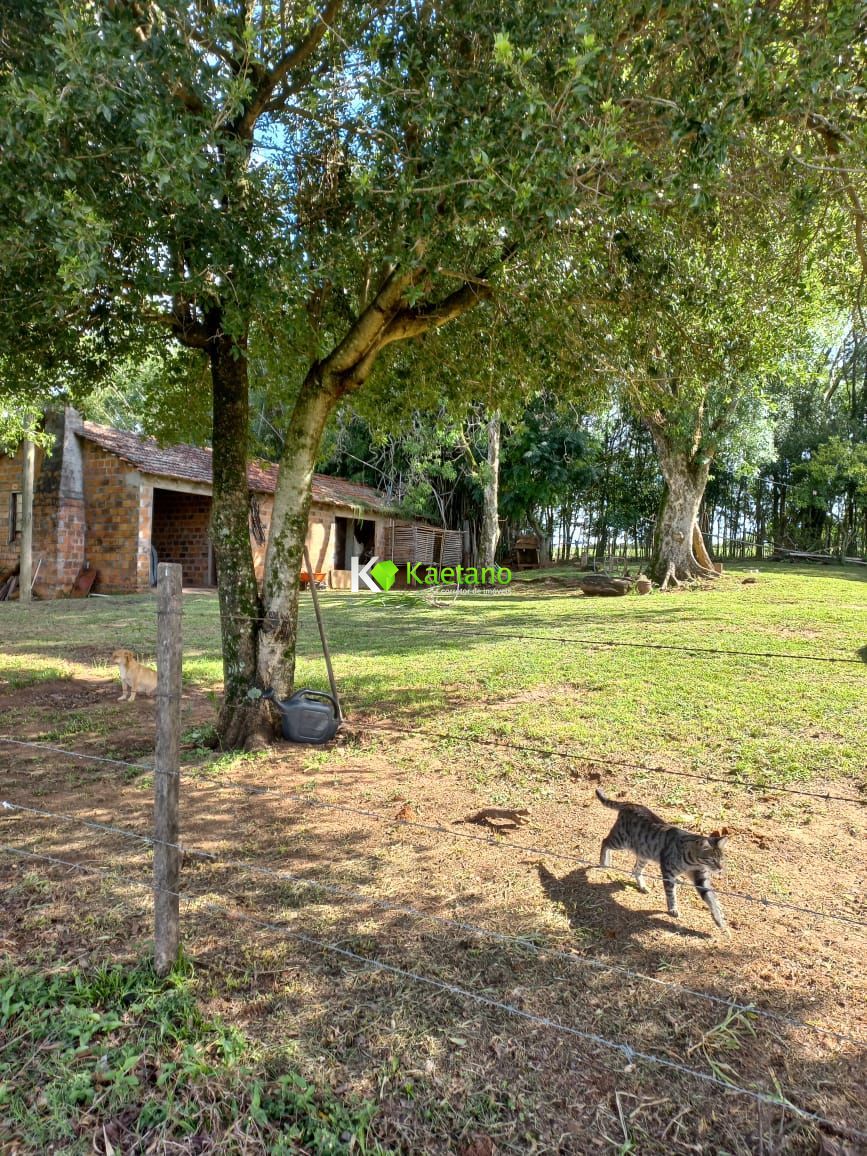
(209, 334, 263, 749)
(19, 438, 35, 604)
(478, 410, 501, 567)
(528, 515, 551, 565)
(755, 479, 766, 559)
(692, 521, 714, 570)
(255, 369, 338, 715)
(213, 265, 490, 746)
(649, 438, 717, 588)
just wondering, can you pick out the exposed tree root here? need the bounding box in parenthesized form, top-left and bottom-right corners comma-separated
(659, 566, 680, 591)
(659, 560, 719, 590)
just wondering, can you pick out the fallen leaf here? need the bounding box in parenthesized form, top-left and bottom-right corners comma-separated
(394, 804, 416, 822)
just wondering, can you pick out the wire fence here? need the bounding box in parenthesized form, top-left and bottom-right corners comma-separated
(179, 606, 867, 666)
(4, 718, 866, 807)
(3, 842, 865, 1144)
(2, 574, 866, 1146)
(2, 797, 863, 1048)
(2, 736, 864, 928)
(20, 595, 866, 666)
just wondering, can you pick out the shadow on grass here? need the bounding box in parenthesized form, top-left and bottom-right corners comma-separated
(536, 862, 714, 944)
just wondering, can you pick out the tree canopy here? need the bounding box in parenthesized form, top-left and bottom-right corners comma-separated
(1, 0, 864, 739)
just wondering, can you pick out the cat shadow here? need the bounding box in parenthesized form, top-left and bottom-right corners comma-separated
(536, 862, 714, 943)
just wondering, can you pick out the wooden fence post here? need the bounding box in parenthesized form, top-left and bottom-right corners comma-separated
(154, 562, 183, 976)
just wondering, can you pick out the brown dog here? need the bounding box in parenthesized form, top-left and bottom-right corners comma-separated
(111, 649, 157, 702)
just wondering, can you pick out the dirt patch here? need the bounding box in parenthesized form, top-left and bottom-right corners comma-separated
(1, 681, 865, 1154)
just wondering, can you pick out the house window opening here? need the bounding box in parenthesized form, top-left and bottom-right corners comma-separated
(8, 491, 22, 544)
(333, 516, 376, 570)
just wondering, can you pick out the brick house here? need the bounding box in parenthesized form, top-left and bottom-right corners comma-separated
(0, 409, 445, 596)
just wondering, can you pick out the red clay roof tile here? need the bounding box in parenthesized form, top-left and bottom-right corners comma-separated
(79, 422, 397, 513)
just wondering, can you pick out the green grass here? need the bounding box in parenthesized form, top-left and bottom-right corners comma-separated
(1, 563, 865, 788)
(0, 958, 385, 1154)
(0, 651, 74, 689)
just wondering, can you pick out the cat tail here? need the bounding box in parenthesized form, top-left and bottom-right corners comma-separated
(595, 789, 623, 809)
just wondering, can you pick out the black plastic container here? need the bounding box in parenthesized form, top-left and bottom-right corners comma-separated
(263, 688, 340, 744)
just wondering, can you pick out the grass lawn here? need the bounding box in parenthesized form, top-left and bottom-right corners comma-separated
(2, 561, 865, 788)
(0, 562, 865, 1153)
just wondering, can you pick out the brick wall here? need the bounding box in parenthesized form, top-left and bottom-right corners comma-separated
(1, 427, 390, 596)
(307, 503, 336, 573)
(249, 497, 339, 580)
(0, 428, 88, 597)
(248, 502, 372, 582)
(0, 445, 26, 577)
(81, 442, 147, 593)
(151, 488, 212, 587)
(251, 493, 272, 582)
(137, 483, 154, 589)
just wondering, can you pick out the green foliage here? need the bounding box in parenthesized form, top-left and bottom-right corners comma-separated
(500, 396, 599, 526)
(5, 0, 862, 411)
(800, 436, 867, 502)
(82, 348, 212, 445)
(0, 959, 384, 1153)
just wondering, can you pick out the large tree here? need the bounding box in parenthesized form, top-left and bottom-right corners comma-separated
(555, 199, 851, 585)
(4, 0, 860, 741)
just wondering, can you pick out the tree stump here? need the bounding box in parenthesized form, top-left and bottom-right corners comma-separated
(635, 576, 652, 595)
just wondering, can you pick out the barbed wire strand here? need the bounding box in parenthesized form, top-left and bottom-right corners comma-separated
(1, 736, 864, 927)
(350, 720, 867, 805)
(2, 842, 864, 1143)
(0, 736, 152, 772)
(176, 609, 867, 666)
(2, 798, 862, 1048)
(3, 725, 865, 809)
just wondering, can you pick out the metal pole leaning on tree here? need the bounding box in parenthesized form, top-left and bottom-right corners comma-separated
(303, 544, 343, 720)
(154, 563, 183, 975)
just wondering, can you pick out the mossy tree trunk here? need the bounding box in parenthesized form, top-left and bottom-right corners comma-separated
(255, 370, 338, 719)
(208, 330, 264, 749)
(223, 268, 492, 748)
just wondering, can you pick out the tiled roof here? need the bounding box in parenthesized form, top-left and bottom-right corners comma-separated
(79, 421, 397, 513)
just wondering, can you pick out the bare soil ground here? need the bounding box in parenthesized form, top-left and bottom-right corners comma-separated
(1, 662, 865, 1155)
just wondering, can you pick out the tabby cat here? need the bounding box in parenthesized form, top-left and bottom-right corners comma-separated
(595, 789, 728, 929)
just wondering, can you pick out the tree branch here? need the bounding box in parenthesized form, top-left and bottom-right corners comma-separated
(170, 80, 205, 115)
(323, 265, 420, 375)
(807, 113, 867, 278)
(234, 0, 341, 136)
(269, 0, 341, 88)
(378, 280, 492, 348)
(335, 277, 493, 394)
(143, 301, 211, 349)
